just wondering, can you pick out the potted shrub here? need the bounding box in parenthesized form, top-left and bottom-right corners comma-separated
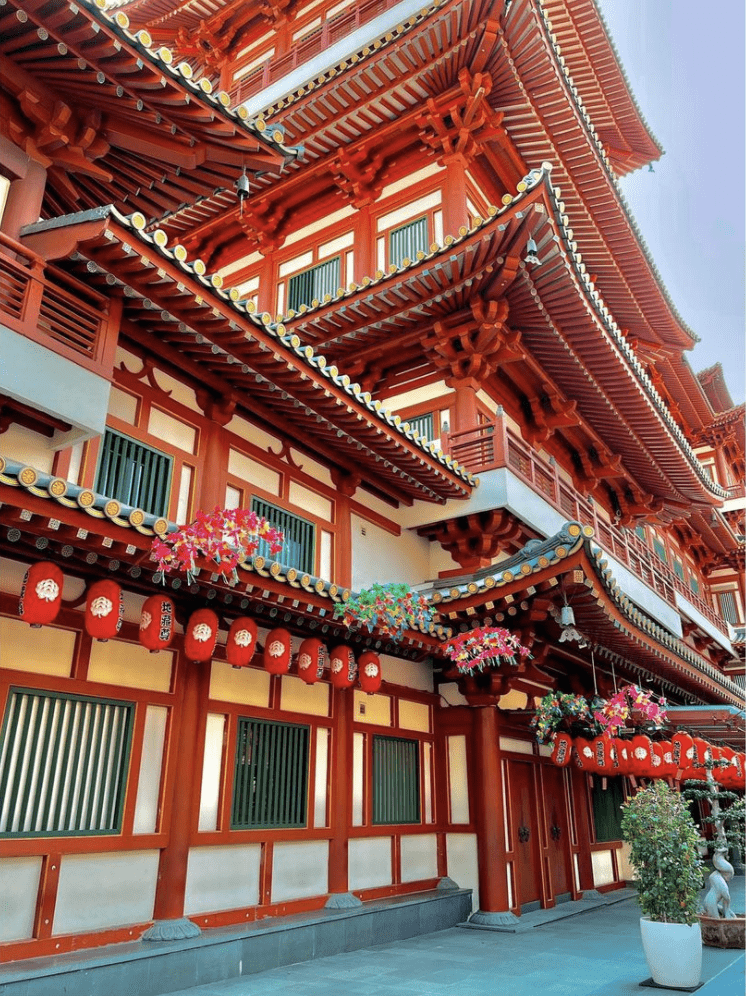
(621, 781, 704, 989)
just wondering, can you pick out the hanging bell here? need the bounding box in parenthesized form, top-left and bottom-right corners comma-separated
(525, 238, 540, 266)
(560, 604, 576, 627)
(235, 171, 250, 215)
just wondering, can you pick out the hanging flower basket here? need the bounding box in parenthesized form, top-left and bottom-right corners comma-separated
(531, 691, 600, 745)
(442, 626, 531, 675)
(333, 583, 434, 641)
(592, 684, 667, 736)
(150, 507, 283, 587)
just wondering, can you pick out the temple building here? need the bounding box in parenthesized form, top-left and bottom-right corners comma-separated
(0, 0, 743, 987)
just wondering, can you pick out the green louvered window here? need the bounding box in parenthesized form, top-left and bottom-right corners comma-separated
(591, 775, 625, 843)
(287, 256, 341, 312)
(231, 718, 309, 829)
(634, 525, 647, 542)
(690, 576, 700, 595)
(407, 413, 434, 441)
(95, 429, 172, 516)
(0, 688, 134, 837)
(251, 497, 315, 574)
(673, 558, 685, 581)
(389, 216, 429, 268)
(372, 735, 420, 825)
(717, 590, 739, 625)
(652, 537, 667, 563)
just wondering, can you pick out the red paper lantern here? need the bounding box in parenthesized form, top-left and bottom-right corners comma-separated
(329, 645, 357, 689)
(550, 732, 573, 767)
(573, 737, 598, 773)
(714, 746, 735, 785)
(263, 628, 291, 675)
(19, 561, 64, 627)
(226, 617, 258, 669)
(612, 739, 632, 776)
(629, 735, 652, 776)
(185, 608, 219, 662)
(592, 734, 616, 775)
(655, 741, 678, 780)
(672, 732, 695, 775)
(297, 638, 327, 684)
(358, 650, 382, 694)
(85, 579, 123, 642)
(139, 595, 175, 653)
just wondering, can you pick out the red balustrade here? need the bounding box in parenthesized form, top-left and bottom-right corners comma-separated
(445, 415, 731, 637)
(0, 232, 114, 375)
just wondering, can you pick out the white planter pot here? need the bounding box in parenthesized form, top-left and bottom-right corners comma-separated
(639, 917, 702, 989)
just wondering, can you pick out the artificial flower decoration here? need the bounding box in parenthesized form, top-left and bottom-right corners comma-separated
(592, 684, 667, 736)
(333, 583, 433, 641)
(531, 691, 597, 745)
(442, 626, 531, 674)
(150, 507, 283, 587)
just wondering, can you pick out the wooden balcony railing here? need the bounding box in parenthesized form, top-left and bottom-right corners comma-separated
(230, 0, 400, 105)
(445, 415, 731, 639)
(0, 232, 117, 376)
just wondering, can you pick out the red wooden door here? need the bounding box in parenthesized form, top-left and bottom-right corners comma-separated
(507, 759, 542, 910)
(542, 764, 573, 900)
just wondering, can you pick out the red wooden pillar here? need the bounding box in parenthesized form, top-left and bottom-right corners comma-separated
(325, 686, 361, 908)
(143, 652, 211, 939)
(194, 399, 234, 513)
(2, 158, 46, 241)
(448, 378, 480, 433)
(469, 705, 519, 925)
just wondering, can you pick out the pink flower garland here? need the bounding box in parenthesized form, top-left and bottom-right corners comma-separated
(592, 684, 667, 735)
(151, 507, 283, 586)
(442, 626, 532, 674)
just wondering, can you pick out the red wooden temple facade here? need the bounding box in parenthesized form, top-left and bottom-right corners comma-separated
(0, 0, 743, 966)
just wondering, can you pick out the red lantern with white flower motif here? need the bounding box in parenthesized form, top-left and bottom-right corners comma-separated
(297, 638, 327, 684)
(628, 735, 652, 776)
(550, 732, 573, 767)
(612, 738, 632, 776)
(672, 732, 694, 775)
(226, 617, 258, 669)
(329, 645, 357, 689)
(19, 561, 64, 627)
(655, 741, 678, 780)
(139, 595, 175, 653)
(715, 746, 735, 786)
(85, 579, 124, 641)
(185, 608, 219, 662)
(263, 628, 291, 675)
(358, 650, 382, 694)
(573, 737, 598, 773)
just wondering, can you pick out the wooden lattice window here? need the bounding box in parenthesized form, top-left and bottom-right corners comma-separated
(591, 775, 625, 843)
(251, 497, 315, 574)
(389, 216, 429, 268)
(407, 412, 434, 441)
(717, 590, 739, 625)
(372, 735, 420, 825)
(95, 428, 172, 516)
(287, 257, 341, 312)
(231, 717, 309, 829)
(0, 688, 134, 837)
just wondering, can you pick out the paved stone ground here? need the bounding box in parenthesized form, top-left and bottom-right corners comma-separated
(164, 897, 745, 996)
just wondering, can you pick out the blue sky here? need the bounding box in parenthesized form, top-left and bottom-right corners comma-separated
(598, 1, 745, 406)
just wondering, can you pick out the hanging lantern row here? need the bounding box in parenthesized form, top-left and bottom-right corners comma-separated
(18, 566, 383, 692)
(550, 730, 745, 789)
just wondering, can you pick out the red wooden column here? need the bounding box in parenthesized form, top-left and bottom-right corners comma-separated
(143, 651, 211, 940)
(2, 158, 46, 241)
(194, 397, 234, 513)
(325, 685, 361, 908)
(468, 704, 519, 926)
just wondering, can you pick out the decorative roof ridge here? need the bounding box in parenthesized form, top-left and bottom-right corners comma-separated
(565, 0, 664, 162)
(524, 0, 698, 347)
(424, 520, 591, 604)
(20, 208, 475, 490)
(283, 165, 726, 499)
(256, 0, 450, 118)
(74, 0, 299, 160)
(589, 544, 743, 701)
(0, 455, 451, 645)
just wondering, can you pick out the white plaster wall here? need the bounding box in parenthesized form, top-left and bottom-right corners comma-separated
(351, 514, 432, 590)
(398, 700, 430, 732)
(1, 617, 75, 678)
(0, 424, 55, 473)
(271, 841, 329, 902)
(210, 661, 270, 706)
(184, 844, 261, 915)
(0, 856, 42, 941)
(447, 735, 470, 824)
(380, 655, 433, 692)
(400, 833, 438, 883)
(591, 849, 616, 887)
(446, 833, 478, 912)
(348, 837, 392, 890)
(226, 416, 281, 453)
(132, 705, 168, 835)
(88, 639, 173, 693)
(280, 675, 330, 717)
(53, 851, 159, 934)
(288, 481, 332, 521)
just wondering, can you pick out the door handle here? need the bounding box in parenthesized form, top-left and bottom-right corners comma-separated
(518, 825, 530, 843)
(550, 824, 561, 841)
